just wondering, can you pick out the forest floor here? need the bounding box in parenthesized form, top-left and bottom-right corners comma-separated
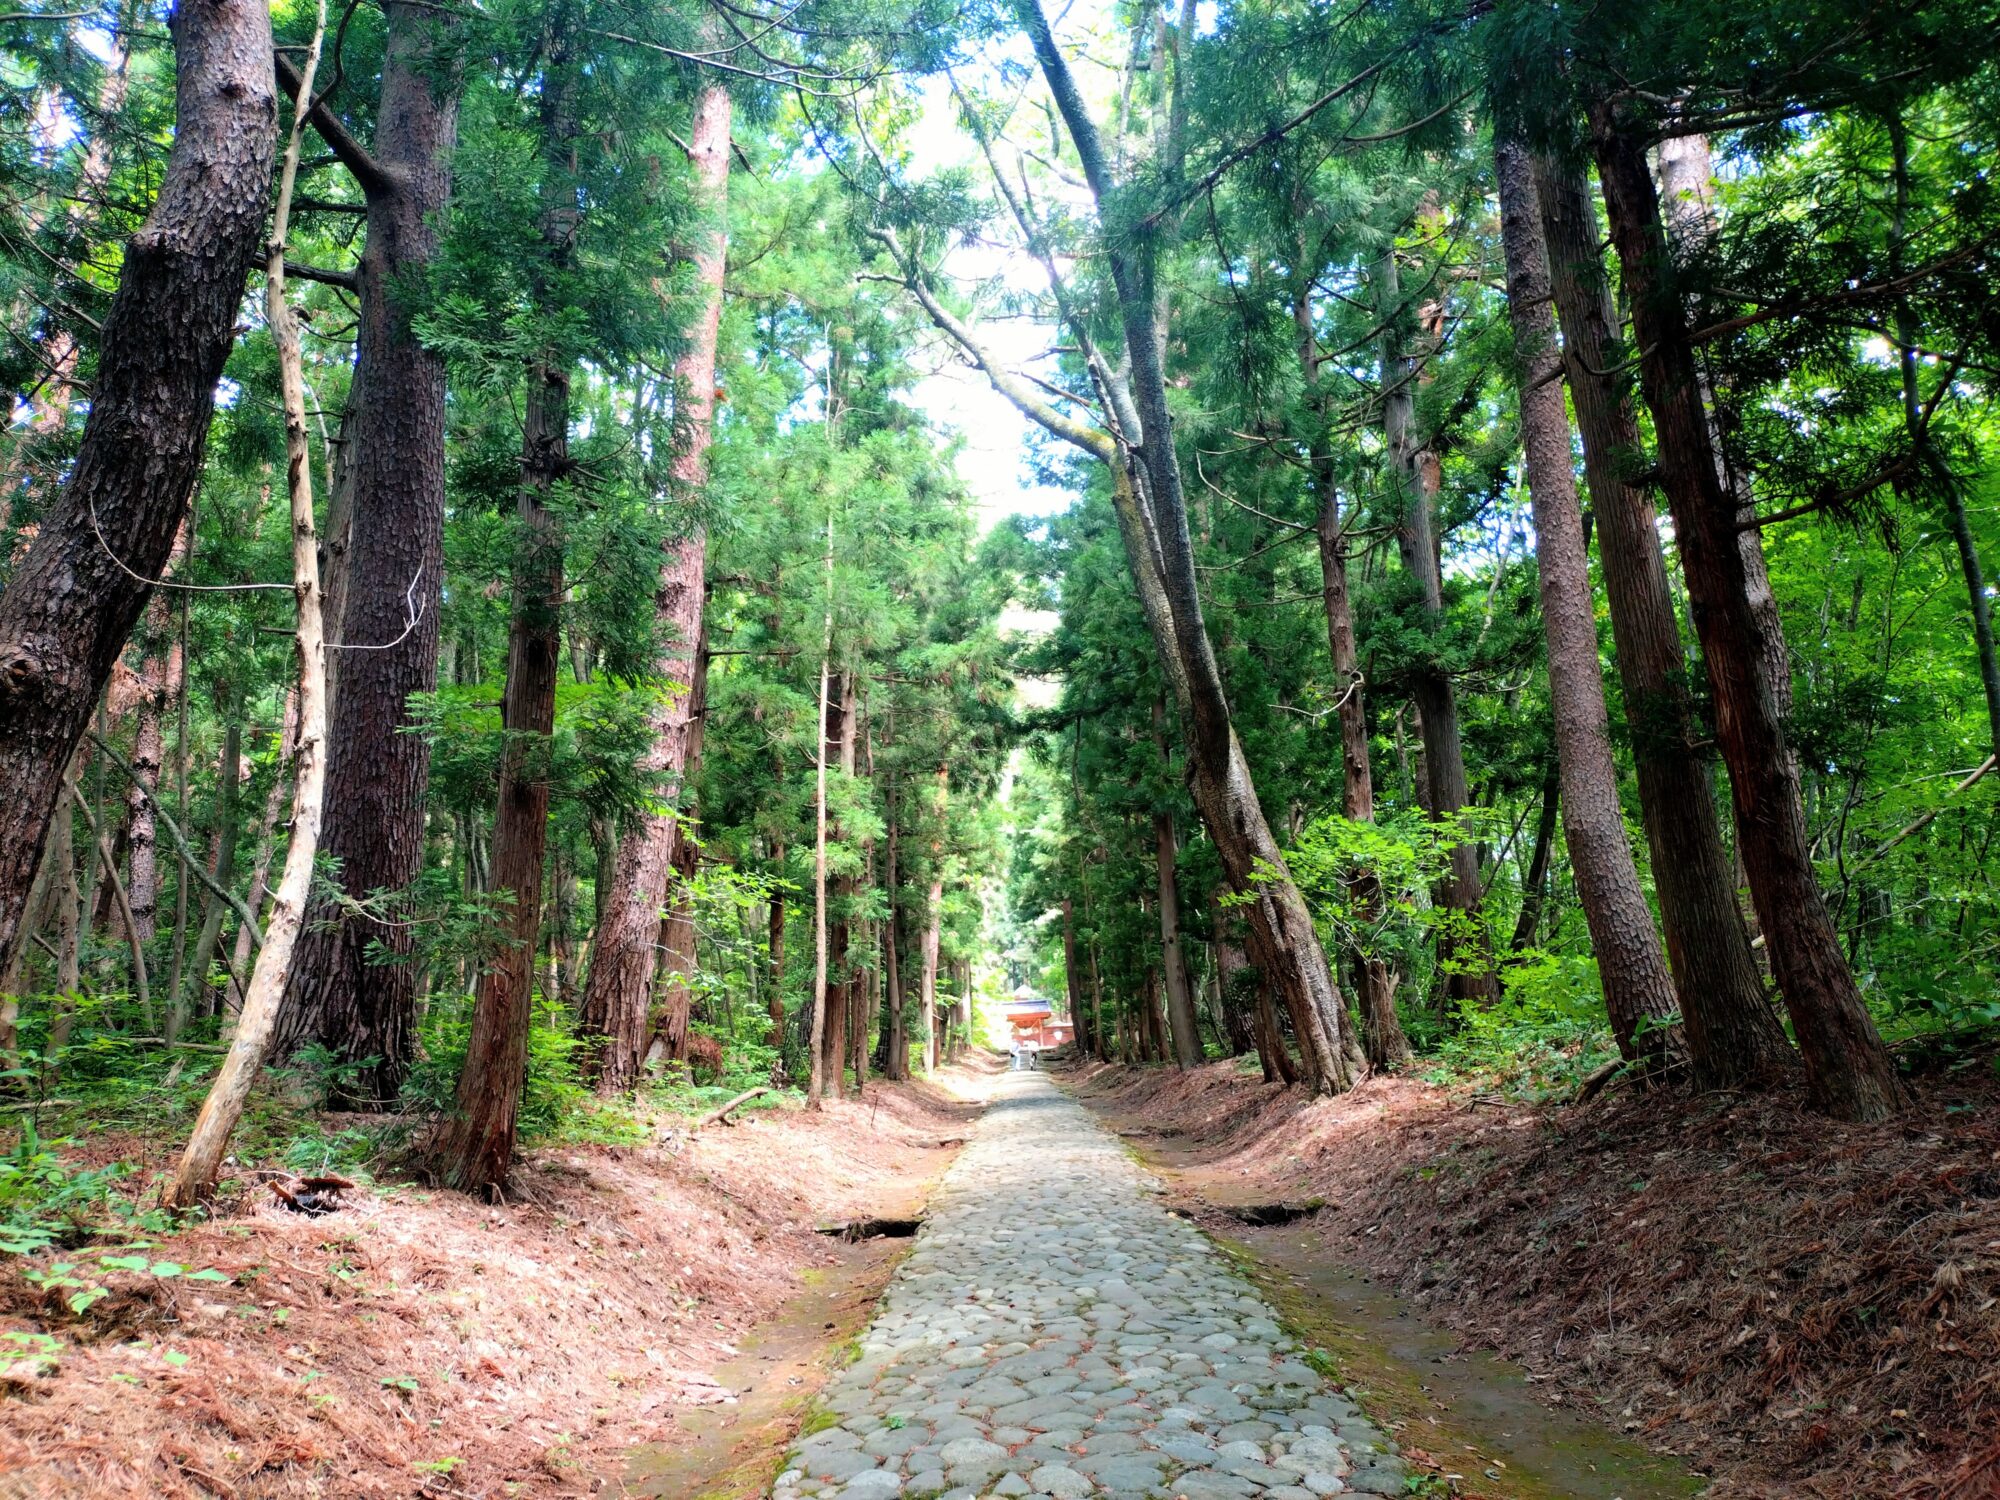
(0, 1066, 985, 1499)
(1061, 1047, 2000, 1500)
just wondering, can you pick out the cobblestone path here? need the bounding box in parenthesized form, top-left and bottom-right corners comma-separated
(776, 1072, 1406, 1500)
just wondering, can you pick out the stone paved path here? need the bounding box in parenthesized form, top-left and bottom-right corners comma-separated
(775, 1073, 1405, 1500)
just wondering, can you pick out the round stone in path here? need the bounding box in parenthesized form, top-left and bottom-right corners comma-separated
(771, 1073, 1403, 1499)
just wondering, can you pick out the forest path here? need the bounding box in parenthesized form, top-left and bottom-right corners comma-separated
(774, 1071, 1406, 1500)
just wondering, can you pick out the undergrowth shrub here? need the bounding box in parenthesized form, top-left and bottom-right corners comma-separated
(1425, 947, 1621, 1099)
(404, 993, 591, 1145)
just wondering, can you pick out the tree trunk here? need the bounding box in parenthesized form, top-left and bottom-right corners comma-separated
(578, 76, 730, 1087)
(818, 674, 853, 1099)
(177, 723, 241, 1038)
(1060, 896, 1088, 1059)
(884, 791, 907, 1080)
(429, 344, 567, 1191)
(1255, 978, 1298, 1086)
(1297, 280, 1410, 1068)
(1532, 152, 1792, 1087)
(0, 770, 65, 1068)
(644, 634, 712, 1076)
(806, 513, 835, 1107)
(1656, 132, 1794, 725)
(1509, 761, 1561, 952)
(45, 763, 84, 1072)
(1151, 802, 1199, 1068)
(920, 874, 944, 1076)
(125, 615, 180, 949)
(165, 44, 332, 1203)
(276, 2, 461, 1106)
(766, 835, 787, 1055)
(0, 0, 276, 981)
(1013, 0, 1361, 1090)
(1375, 251, 1497, 1012)
(1495, 137, 1686, 1068)
(225, 690, 298, 1022)
(1591, 104, 1906, 1121)
(1087, 940, 1110, 1063)
(653, 830, 700, 1067)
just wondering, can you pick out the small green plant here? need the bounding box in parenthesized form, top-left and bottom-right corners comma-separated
(0, 1119, 139, 1253)
(17, 1245, 230, 1316)
(382, 1374, 421, 1395)
(2, 1329, 60, 1379)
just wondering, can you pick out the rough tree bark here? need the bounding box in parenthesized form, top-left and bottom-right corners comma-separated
(578, 76, 731, 1089)
(0, 0, 276, 982)
(1494, 136, 1686, 1068)
(274, 4, 461, 1106)
(125, 529, 189, 949)
(1532, 152, 1793, 1086)
(166, 21, 332, 1203)
(1591, 102, 1906, 1121)
(650, 636, 711, 1072)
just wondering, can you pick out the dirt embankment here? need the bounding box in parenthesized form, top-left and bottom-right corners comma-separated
(0, 1075, 981, 1499)
(1062, 1053, 2000, 1500)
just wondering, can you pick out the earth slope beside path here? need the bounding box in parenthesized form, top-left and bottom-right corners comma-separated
(778, 1071, 1406, 1500)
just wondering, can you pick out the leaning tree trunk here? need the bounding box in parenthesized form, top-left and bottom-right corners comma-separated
(578, 77, 731, 1089)
(1590, 101, 1906, 1122)
(1016, 0, 1361, 1091)
(275, 3, 460, 1106)
(165, 29, 332, 1203)
(1494, 137, 1685, 1069)
(0, 0, 275, 981)
(1532, 152, 1793, 1087)
(1656, 131, 1794, 727)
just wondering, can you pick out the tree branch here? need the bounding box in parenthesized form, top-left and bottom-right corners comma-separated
(273, 51, 390, 198)
(84, 733, 266, 954)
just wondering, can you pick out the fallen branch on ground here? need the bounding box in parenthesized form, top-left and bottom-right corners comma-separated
(692, 1086, 772, 1131)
